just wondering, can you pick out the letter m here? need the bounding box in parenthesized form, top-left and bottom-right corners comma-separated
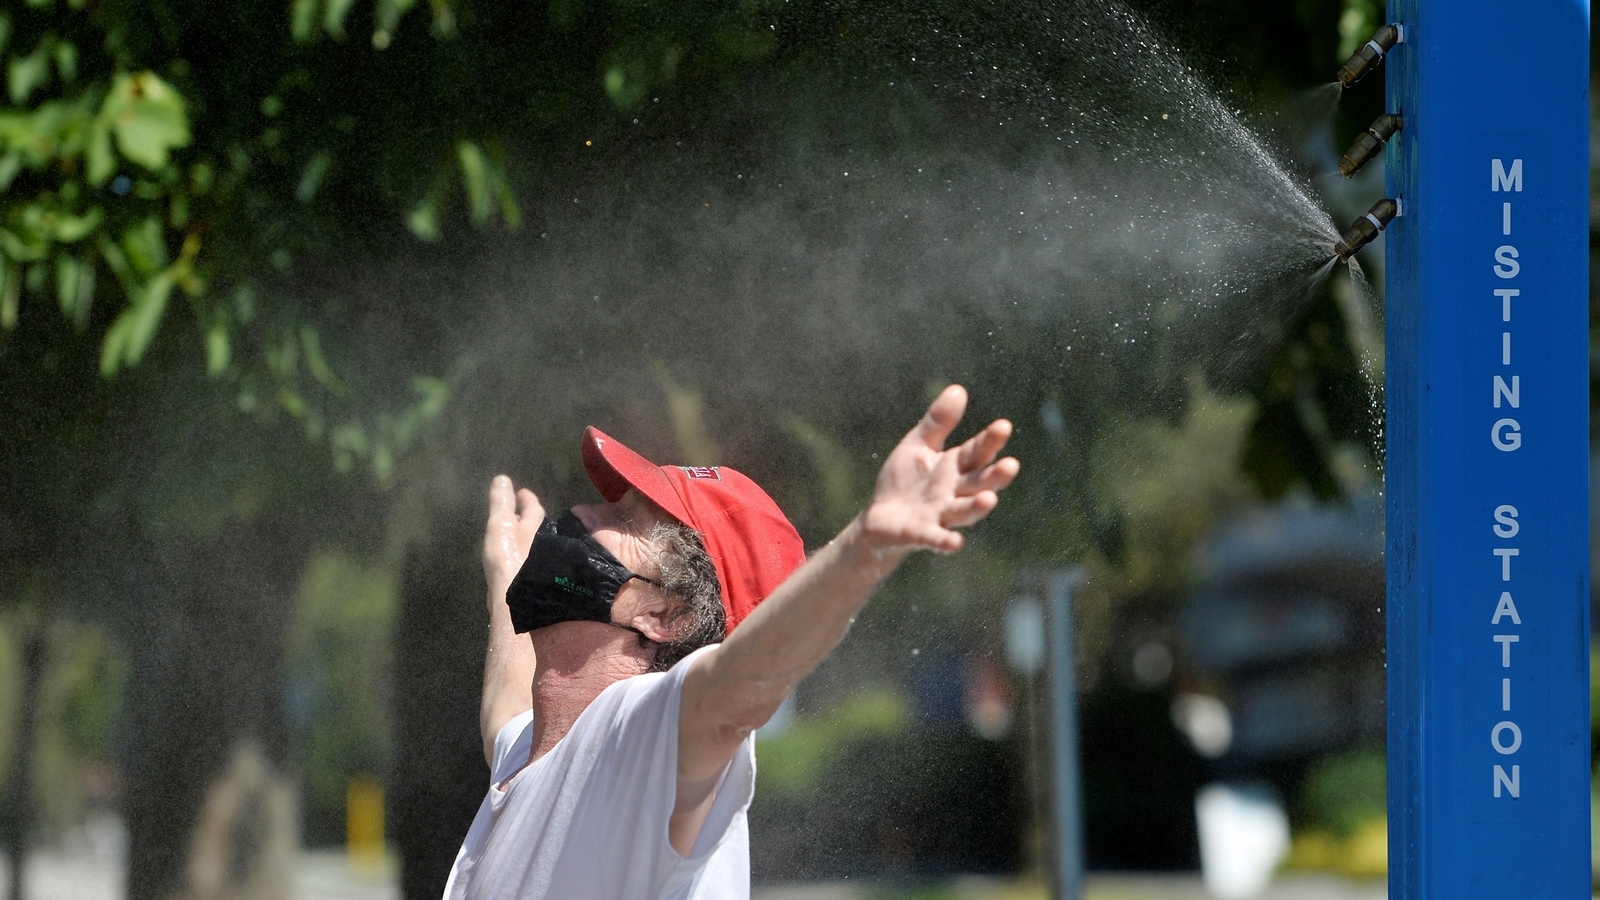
(1492, 159, 1523, 192)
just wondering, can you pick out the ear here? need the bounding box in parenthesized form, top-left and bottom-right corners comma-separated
(618, 584, 685, 644)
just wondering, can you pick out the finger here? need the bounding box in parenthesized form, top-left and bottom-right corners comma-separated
(903, 384, 969, 452)
(904, 523, 964, 555)
(957, 456, 1021, 495)
(955, 418, 1013, 473)
(515, 488, 545, 535)
(487, 475, 517, 523)
(515, 488, 544, 521)
(940, 491, 1000, 529)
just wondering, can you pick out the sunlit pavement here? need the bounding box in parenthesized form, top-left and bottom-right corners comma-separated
(752, 873, 1389, 900)
(0, 851, 1422, 900)
(0, 849, 398, 900)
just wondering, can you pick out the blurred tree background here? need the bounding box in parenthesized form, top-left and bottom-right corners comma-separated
(1, 0, 1577, 897)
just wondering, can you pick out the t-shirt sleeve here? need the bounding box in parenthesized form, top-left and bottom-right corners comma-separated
(589, 646, 755, 895)
(489, 710, 534, 786)
(682, 732, 756, 861)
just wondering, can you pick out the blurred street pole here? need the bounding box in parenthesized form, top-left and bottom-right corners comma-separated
(1005, 594, 1047, 878)
(3, 621, 44, 900)
(1046, 568, 1087, 900)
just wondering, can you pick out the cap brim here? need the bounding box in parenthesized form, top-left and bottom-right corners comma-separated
(581, 426, 692, 525)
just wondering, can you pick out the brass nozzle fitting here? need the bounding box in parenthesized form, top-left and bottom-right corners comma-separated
(1333, 198, 1401, 261)
(1339, 114, 1404, 178)
(1336, 23, 1404, 88)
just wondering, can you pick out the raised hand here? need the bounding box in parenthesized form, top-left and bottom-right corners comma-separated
(480, 475, 544, 762)
(859, 385, 1020, 555)
(484, 475, 546, 595)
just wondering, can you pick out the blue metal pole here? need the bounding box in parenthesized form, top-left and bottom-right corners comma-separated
(1383, 1, 1591, 896)
(1047, 567, 1087, 899)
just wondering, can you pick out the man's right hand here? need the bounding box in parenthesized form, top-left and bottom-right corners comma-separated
(484, 475, 545, 598)
(859, 384, 1018, 557)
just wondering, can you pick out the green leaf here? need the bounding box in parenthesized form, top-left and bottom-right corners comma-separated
(55, 253, 80, 317)
(296, 150, 331, 203)
(300, 325, 348, 396)
(86, 117, 114, 185)
(188, 161, 214, 194)
(267, 330, 299, 379)
(496, 174, 521, 229)
(291, 0, 318, 42)
(102, 72, 192, 170)
(406, 194, 440, 241)
(456, 141, 491, 226)
(323, 0, 358, 38)
(99, 307, 131, 375)
(1337, 0, 1382, 61)
(603, 66, 629, 106)
(371, 442, 394, 480)
(0, 111, 44, 162)
(483, 143, 520, 229)
(169, 191, 189, 228)
(331, 423, 368, 474)
(53, 41, 76, 82)
(8, 36, 54, 105)
(372, 0, 417, 47)
(96, 233, 131, 287)
(277, 387, 307, 418)
(119, 271, 174, 366)
(206, 323, 230, 375)
(121, 217, 168, 276)
(69, 249, 93, 331)
(98, 266, 175, 376)
(0, 262, 17, 330)
(51, 206, 103, 243)
(427, 0, 456, 36)
(410, 376, 449, 418)
(0, 152, 20, 191)
(0, 228, 46, 263)
(0, 14, 12, 58)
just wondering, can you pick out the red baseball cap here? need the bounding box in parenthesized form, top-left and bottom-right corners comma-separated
(581, 426, 806, 630)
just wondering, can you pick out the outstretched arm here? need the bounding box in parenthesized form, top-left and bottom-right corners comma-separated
(671, 385, 1019, 851)
(479, 475, 544, 767)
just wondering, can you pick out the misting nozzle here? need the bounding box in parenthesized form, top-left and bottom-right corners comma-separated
(1339, 114, 1404, 178)
(1333, 198, 1400, 261)
(1336, 23, 1404, 88)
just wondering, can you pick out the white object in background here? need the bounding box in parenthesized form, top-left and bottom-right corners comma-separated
(1004, 595, 1046, 674)
(1171, 692, 1233, 758)
(1195, 782, 1290, 899)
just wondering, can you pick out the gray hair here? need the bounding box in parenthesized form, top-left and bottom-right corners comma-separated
(640, 520, 725, 672)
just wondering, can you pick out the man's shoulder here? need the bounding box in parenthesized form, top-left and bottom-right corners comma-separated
(581, 646, 717, 734)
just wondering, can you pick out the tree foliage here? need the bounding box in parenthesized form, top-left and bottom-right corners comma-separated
(1, 0, 801, 477)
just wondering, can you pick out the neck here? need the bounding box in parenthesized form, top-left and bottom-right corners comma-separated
(527, 622, 652, 760)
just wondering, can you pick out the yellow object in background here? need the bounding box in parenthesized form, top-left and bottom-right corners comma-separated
(1284, 817, 1387, 880)
(347, 775, 386, 874)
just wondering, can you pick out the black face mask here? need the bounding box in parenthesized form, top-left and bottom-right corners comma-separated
(506, 510, 661, 635)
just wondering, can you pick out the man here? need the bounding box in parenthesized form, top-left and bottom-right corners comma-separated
(445, 384, 1019, 899)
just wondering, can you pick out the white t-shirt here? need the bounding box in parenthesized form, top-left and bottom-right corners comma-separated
(442, 648, 756, 900)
